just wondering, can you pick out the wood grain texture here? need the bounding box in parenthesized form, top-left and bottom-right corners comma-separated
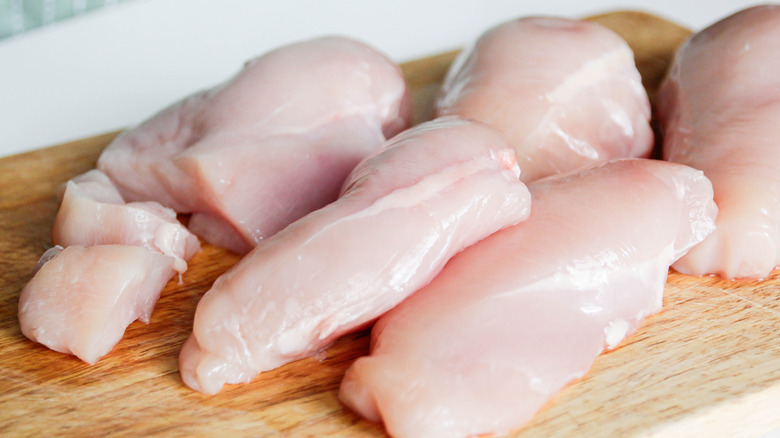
(1, 11, 778, 437)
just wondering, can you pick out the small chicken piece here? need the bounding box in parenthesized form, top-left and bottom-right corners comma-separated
(339, 159, 717, 438)
(657, 5, 780, 279)
(53, 170, 200, 273)
(437, 17, 653, 182)
(97, 37, 411, 254)
(18, 245, 176, 364)
(179, 117, 532, 394)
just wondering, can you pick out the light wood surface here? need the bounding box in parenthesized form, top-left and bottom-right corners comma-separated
(1, 11, 778, 437)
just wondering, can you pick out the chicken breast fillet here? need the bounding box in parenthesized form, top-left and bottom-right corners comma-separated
(98, 37, 411, 254)
(657, 5, 780, 279)
(339, 159, 717, 438)
(437, 17, 653, 182)
(52, 169, 200, 273)
(18, 245, 176, 364)
(179, 117, 532, 394)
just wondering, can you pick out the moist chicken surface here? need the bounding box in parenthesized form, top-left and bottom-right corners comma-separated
(19, 170, 199, 363)
(53, 169, 200, 273)
(98, 37, 411, 253)
(340, 159, 716, 438)
(657, 4, 780, 279)
(437, 17, 653, 182)
(179, 117, 532, 395)
(18, 245, 178, 364)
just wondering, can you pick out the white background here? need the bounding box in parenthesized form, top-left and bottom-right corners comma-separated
(0, 0, 760, 157)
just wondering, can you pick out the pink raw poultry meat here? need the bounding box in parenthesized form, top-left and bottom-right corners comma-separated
(340, 159, 717, 438)
(18, 245, 177, 364)
(19, 170, 198, 363)
(437, 17, 653, 182)
(52, 169, 200, 273)
(657, 5, 780, 279)
(98, 37, 411, 254)
(179, 117, 532, 394)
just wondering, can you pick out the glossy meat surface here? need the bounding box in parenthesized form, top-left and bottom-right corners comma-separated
(18, 245, 176, 364)
(52, 170, 200, 273)
(437, 17, 653, 182)
(340, 159, 717, 438)
(98, 37, 411, 253)
(179, 117, 532, 394)
(657, 5, 780, 278)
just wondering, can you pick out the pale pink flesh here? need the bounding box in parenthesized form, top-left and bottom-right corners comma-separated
(179, 117, 532, 394)
(658, 5, 780, 279)
(97, 37, 411, 253)
(18, 245, 176, 364)
(436, 17, 653, 183)
(52, 169, 200, 273)
(339, 159, 717, 438)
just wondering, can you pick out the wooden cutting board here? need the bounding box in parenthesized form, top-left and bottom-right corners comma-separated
(1, 11, 779, 437)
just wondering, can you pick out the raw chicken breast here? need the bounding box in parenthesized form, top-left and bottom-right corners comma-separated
(18, 245, 176, 364)
(340, 159, 717, 438)
(98, 37, 411, 254)
(21, 170, 198, 363)
(52, 170, 200, 273)
(179, 117, 532, 394)
(657, 5, 780, 279)
(437, 17, 653, 182)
